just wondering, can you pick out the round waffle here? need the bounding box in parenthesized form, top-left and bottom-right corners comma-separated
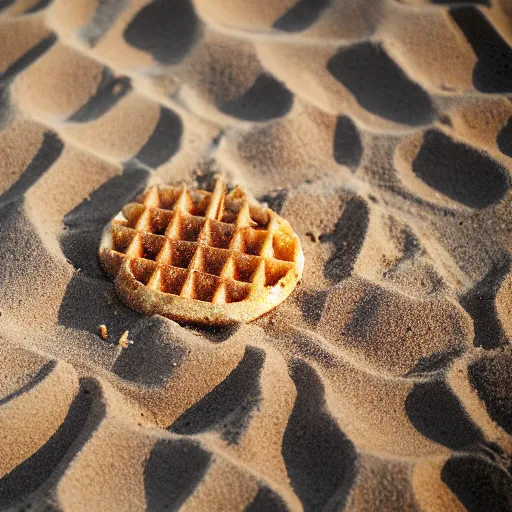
(99, 178, 304, 325)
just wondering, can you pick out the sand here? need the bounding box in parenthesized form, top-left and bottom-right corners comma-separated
(0, 0, 511, 510)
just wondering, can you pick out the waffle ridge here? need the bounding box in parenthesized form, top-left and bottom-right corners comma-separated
(99, 178, 304, 324)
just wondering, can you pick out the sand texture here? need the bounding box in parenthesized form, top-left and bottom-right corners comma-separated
(0, 0, 511, 510)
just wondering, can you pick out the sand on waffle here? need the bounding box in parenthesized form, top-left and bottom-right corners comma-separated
(99, 178, 304, 325)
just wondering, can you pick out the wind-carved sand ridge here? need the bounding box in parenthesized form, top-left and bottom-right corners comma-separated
(0, 0, 511, 511)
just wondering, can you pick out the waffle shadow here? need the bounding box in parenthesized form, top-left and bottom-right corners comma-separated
(60, 164, 149, 278)
(113, 316, 188, 386)
(58, 165, 149, 336)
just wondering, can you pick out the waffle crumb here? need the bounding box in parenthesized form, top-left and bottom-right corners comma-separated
(99, 324, 108, 339)
(118, 330, 130, 348)
(99, 177, 304, 325)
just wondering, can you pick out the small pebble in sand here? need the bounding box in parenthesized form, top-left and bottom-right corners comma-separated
(118, 330, 133, 348)
(99, 324, 108, 339)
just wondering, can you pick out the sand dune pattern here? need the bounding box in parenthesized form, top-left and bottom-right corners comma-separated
(0, 0, 511, 511)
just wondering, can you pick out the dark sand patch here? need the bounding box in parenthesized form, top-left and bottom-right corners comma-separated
(327, 42, 435, 125)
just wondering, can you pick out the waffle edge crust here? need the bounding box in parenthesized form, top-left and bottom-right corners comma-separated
(98, 179, 304, 325)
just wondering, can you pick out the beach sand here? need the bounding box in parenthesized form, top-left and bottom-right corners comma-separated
(0, 0, 511, 510)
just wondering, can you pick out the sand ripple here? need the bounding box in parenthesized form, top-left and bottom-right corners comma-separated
(0, 0, 511, 510)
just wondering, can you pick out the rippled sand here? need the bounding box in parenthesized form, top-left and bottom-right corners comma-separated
(0, 1, 511, 510)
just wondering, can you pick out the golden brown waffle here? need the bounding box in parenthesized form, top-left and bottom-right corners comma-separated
(99, 178, 304, 325)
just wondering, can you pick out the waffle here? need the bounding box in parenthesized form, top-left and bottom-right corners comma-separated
(99, 178, 304, 325)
